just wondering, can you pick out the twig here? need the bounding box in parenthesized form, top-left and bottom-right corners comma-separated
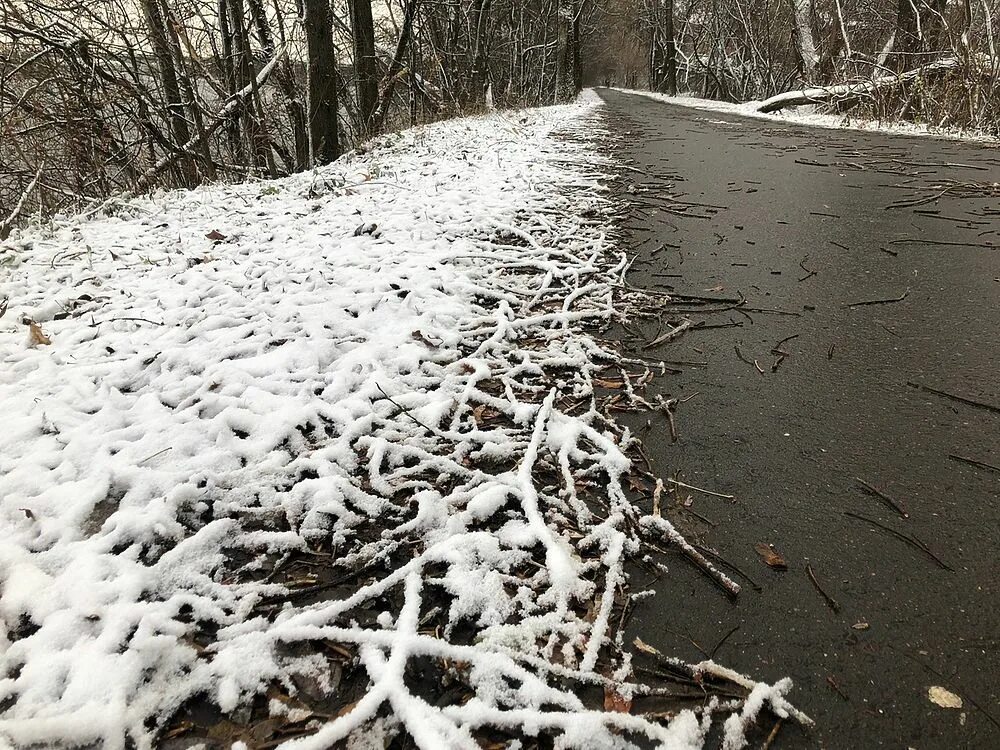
(694, 544, 763, 592)
(948, 454, 1000, 474)
(855, 478, 909, 518)
(797, 256, 816, 282)
(644, 319, 693, 348)
(375, 383, 441, 436)
(137, 447, 172, 466)
(710, 624, 740, 658)
(805, 564, 840, 613)
(826, 675, 850, 701)
(844, 512, 952, 571)
(93, 316, 165, 327)
(773, 334, 799, 350)
(665, 477, 734, 499)
(761, 718, 783, 750)
(907, 381, 1000, 415)
(846, 288, 909, 307)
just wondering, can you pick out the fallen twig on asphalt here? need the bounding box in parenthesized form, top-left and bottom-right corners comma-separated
(948, 454, 1000, 474)
(694, 544, 763, 592)
(827, 676, 850, 701)
(846, 288, 909, 307)
(710, 624, 741, 658)
(806, 564, 841, 613)
(907, 381, 1000, 415)
(665, 477, 735, 499)
(761, 718, 784, 750)
(644, 318, 693, 348)
(855, 478, 909, 518)
(845, 511, 952, 570)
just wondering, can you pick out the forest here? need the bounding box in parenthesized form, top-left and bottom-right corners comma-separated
(1, 0, 998, 233)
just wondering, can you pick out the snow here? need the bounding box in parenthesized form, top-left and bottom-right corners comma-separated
(0, 90, 804, 748)
(619, 88, 1000, 144)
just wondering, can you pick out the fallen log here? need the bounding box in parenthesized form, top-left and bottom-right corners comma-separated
(755, 57, 961, 113)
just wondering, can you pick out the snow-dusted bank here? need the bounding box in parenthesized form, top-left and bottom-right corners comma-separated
(619, 88, 1000, 143)
(0, 92, 805, 749)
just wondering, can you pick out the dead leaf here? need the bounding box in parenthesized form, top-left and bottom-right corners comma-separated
(205, 229, 227, 241)
(28, 321, 51, 346)
(594, 378, 624, 389)
(604, 685, 632, 713)
(928, 686, 963, 709)
(472, 404, 500, 425)
(852, 621, 869, 631)
(627, 475, 646, 493)
(754, 542, 788, 570)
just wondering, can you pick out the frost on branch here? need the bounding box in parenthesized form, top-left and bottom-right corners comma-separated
(0, 92, 806, 748)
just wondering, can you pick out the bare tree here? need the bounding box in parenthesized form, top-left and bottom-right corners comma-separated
(349, 0, 378, 135)
(302, 0, 339, 165)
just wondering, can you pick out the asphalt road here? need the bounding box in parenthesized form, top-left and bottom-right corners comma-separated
(596, 89, 1000, 748)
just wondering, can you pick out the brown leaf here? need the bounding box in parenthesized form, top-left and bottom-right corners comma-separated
(603, 685, 632, 713)
(754, 542, 788, 570)
(205, 229, 227, 241)
(627, 475, 646, 493)
(594, 378, 624, 389)
(471, 404, 499, 425)
(28, 321, 51, 346)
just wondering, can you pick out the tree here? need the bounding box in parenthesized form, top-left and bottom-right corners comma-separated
(555, 0, 580, 103)
(140, 0, 197, 185)
(302, 0, 340, 165)
(349, 0, 379, 135)
(650, 0, 677, 94)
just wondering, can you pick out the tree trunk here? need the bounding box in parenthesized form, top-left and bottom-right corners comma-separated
(662, 0, 677, 95)
(791, 0, 819, 83)
(893, 0, 949, 70)
(302, 0, 340, 165)
(650, 0, 677, 94)
(756, 56, 961, 113)
(572, 0, 583, 93)
(141, 0, 197, 185)
(554, 0, 577, 103)
(470, 0, 493, 107)
(248, 0, 308, 169)
(373, 0, 420, 133)
(349, 0, 379, 135)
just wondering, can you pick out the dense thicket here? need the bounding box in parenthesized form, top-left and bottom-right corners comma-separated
(0, 0, 585, 228)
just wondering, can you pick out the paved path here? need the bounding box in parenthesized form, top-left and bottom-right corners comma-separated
(598, 89, 1000, 748)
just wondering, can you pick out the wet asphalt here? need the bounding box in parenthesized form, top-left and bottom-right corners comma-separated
(595, 89, 1000, 748)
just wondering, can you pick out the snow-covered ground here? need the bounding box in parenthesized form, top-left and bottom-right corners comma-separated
(0, 92, 804, 749)
(620, 88, 1000, 144)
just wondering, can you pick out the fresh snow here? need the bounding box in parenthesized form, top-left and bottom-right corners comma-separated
(0, 91, 802, 749)
(620, 88, 1000, 144)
